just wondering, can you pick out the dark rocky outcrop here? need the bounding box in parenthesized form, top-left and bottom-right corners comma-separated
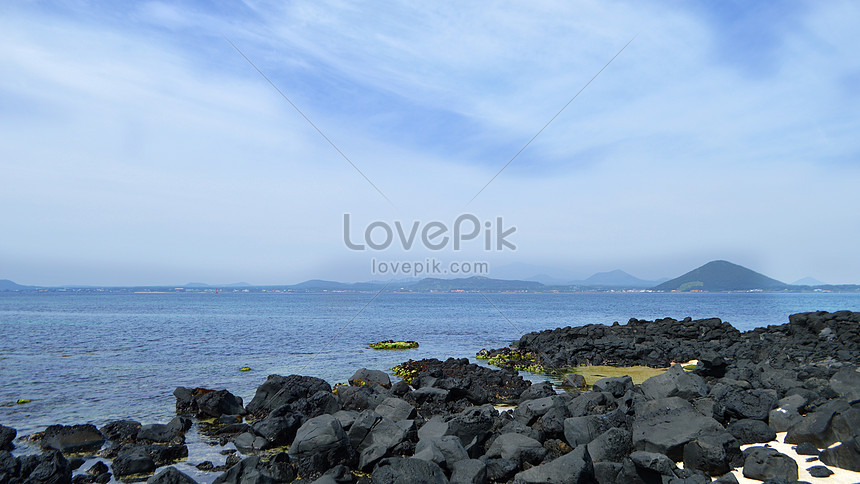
(503, 311, 860, 371)
(212, 453, 295, 484)
(145, 466, 197, 484)
(371, 457, 447, 484)
(396, 358, 530, 409)
(288, 414, 356, 478)
(349, 368, 391, 389)
(742, 446, 798, 482)
(40, 424, 105, 454)
(0, 425, 16, 451)
(512, 444, 593, 484)
(727, 419, 777, 445)
(174, 387, 246, 419)
(246, 374, 332, 418)
(820, 436, 860, 472)
(7, 310, 858, 484)
(631, 397, 724, 460)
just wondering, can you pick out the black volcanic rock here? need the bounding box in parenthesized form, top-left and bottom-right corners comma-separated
(506, 311, 860, 371)
(245, 375, 332, 418)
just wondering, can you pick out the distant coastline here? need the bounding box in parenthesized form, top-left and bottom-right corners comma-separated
(3, 259, 860, 293)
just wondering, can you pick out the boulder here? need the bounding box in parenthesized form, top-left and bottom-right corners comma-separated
(593, 376, 633, 398)
(711, 386, 777, 421)
(332, 410, 359, 430)
(349, 368, 391, 388)
(232, 432, 270, 453)
(245, 374, 332, 417)
(631, 397, 724, 461)
(514, 396, 556, 425)
(586, 428, 632, 463)
(784, 399, 850, 448)
(414, 435, 469, 473)
(310, 464, 352, 484)
(567, 392, 616, 417)
(24, 451, 72, 484)
(112, 447, 156, 477)
(354, 416, 406, 471)
(444, 404, 496, 455)
(0, 425, 16, 451)
(727, 419, 776, 445)
(794, 442, 819, 455)
(682, 431, 743, 477)
(450, 459, 486, 484)
(518, 381, 556, 401)
(138, 417, 191, 443)
(40, 424, 105, 454)
(694, 351, 728, 378)
(512, 444, 593, 484)
(290, 390, 341, 418)
(820, 436, 860, 472)
(100, 420, 142, 444)
(371, 457, 447, 484)
(1, 451, 19, 482)
(534, 405, 571, 441)
(563, 415, 607, 448)
(145, 444, 189, 467)
(338, 384, 390, 412)
(212, 453, 295, 484)
(831, 406, 860, 442)
(288, 414, 356, 477)
(174, 387, 246, 419)
(769, 406, 803, 433)
(375, 397, 417, 422)
(486, 432, 546, 467)
(146, 466, 197, 484)
(712, 472, 740, 483)
(742, 446, 798, 482)
(252, 406, 306, 446)
(807, 464, 835, 477)
(483, 458, 519, 482)
(829, 365, 860, 403)
(629, 450, 677, 476)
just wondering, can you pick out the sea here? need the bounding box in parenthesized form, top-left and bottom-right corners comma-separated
(1, 290, 858, 438)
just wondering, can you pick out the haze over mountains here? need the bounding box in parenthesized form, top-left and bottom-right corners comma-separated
(2, 260, 857, 292)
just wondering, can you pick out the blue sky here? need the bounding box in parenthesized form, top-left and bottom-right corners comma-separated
(1, 1, 859, 285)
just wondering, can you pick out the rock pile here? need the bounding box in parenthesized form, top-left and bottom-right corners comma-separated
(1, 311, 857, 483)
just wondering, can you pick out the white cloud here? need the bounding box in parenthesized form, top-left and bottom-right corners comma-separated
(0, 1, 858, 284)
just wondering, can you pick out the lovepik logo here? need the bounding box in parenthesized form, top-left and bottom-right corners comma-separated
(343, 214, 516, 251)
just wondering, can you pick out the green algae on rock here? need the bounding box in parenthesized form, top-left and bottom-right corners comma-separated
(476, 348, 545, 373)
(370, 340, 419, 350)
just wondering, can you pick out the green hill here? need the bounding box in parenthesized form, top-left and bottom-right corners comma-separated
(653, 260, 788, 292)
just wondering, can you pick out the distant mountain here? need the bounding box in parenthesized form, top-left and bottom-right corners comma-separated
(0, 279, 36, 291)
(792, 276, 825, 286)
(409, 276, 544, 292)
(654, 260, 788, 292)
(583, 269, 657, 288)
(184, 282, 251, 287)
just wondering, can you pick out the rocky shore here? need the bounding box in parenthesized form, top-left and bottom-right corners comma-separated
(1, 310, 859, 483)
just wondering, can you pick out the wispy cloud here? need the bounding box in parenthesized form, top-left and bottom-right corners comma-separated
(1, 1, 858, 285)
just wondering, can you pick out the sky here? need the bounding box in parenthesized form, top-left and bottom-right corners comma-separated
(1, 1, 859, 286)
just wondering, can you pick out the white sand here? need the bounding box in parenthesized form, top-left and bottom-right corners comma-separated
(730, 432, 860, 483)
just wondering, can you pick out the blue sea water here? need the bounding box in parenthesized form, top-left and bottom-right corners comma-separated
(1, 291, 858, 437)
